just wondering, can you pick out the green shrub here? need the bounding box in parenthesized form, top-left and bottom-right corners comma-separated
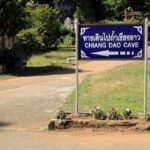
(55, 110, 66, 119)
(108, 108, 121, 120)
(59, 24, 75, 47)
(30, 4, 61, 49)
(17, 28, 42, 53)
(60, 25, 73, 36)
(123, 108, 132, 118)
(91, 107, 107, 120)
(62, 35, 74, 47)
(7, 44, 29, 69)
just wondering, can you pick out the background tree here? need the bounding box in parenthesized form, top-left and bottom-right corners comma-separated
(30, 4, 60, 49)
(54, 0, 76, 21)
(74, 0, 106, 23)
(103, 0, 115, 20)
(34, 0, 54, 7)
(0, 0, 26, 48)
(114, 0, 129, 20)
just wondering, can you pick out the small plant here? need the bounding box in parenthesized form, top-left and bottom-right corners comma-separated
(91, 107, 107, 120)
(123, 108, 132, 118)
(108, 108, 121, 120)
(145, 114, 150, 121)
(55, 110, 66, 119)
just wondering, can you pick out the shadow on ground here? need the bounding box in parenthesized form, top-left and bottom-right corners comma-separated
(5, 66, 83, 77)
(0, 121, 14, 127)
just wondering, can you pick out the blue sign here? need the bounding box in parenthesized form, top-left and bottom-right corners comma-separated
(79, 25, 144, 59)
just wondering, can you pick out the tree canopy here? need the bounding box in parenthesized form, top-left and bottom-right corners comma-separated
(0, 0, 26, 37)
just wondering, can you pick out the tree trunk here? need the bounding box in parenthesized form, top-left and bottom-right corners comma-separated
(124, 8, 127, 21)
(1, 34, 5, 49)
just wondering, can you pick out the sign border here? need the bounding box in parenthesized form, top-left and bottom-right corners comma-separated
(78, 24, 145, 60)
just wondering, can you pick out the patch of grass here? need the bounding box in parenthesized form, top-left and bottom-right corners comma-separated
(27, 48, 74, 69)
(0, 74, 14, 81)
(0, 48, 75, 77)
(64, 61, 150, 113)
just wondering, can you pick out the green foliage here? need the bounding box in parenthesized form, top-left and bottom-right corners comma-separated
(74, 7, 85, 23)
(1, 48, 74, 75)
(91, 107, 107, 120)
(74, 0, 106, 23)
(0, 0, 26, 36)
(54, 0, 76, 21)
(99, 18, 140, 24)
(15, 4, 61, 67)
(34, 0, 54, 6)
(108, 108, 121, 120)
(104, 0, 115, 6)
(61, 35, 74, 47)
(114, 0, 147, 20)
(9, 27, 42, 69)
(114, 0, 128, 20)
(17, 28, 42, 54)
(60, 25, 73, 36)
(123, 108, 132, 118)
(55, 110, 66, 119)
(30, 4, 61, 49)
(59, 25, 75, 47)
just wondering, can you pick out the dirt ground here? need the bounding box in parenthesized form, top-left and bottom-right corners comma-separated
(1, 129, 150, 150)
(0, 49, 150, 150)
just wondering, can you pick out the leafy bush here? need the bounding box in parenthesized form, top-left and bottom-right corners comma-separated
(61, 35, 74, 47)
(59, 24, 75, 47)
(91, 107, 107, 120)
(17, 28, 42, 54)
(30, 4, 61, 49)
(60, 25, 73, 36)
(9, 28, 42, 69)
(55, 110, 66, 119)
(3, 45, 26, 69)
(1, 28, 42, 69)
(108, 108, 121, 120)
(123, 108, 132, 118)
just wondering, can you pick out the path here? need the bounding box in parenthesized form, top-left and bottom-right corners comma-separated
(0, 60, 131, 131)
(1, 60, 150, 150)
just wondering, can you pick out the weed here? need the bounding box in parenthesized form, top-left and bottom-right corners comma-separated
(108, 108, 121, 120)
(55, 110, 66, 119)
(91, 107, 107, 120)
(123, 108, 132, 118)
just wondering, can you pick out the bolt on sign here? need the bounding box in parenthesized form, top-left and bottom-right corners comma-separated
(79, 25, 144, 59)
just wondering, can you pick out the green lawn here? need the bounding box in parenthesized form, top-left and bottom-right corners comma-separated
(64, 61, 150, 114)
(25, 48, 75, 75)
(27, 48, 74, 69)
(0, 48, 75, 79)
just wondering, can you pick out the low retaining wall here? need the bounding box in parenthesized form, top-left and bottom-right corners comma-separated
(48, 115, 150, 131)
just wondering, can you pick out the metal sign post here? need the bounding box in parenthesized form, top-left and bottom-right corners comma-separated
(76, 20, 148, 115)
(74, 19, 79, 115)
(144, 18, 148, 115)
